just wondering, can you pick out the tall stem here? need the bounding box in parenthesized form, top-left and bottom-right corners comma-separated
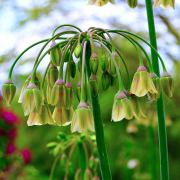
(85, 41, 112, 180)
(145, 1, 169, 180)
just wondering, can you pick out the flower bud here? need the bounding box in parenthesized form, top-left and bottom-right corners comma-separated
(160, 72, 174, 100)
(93, 158, 100, 172)
(153, 0, 175, 9)
(101, 71, 110, 91)
(109, 52, 120, 77)
(74, 169, 82, 180)
(46, 142, 58, 149)
(51, 79, 65, 108)
(89, 156, 95, 169)
(50, 41, 62, 66)
(100, 55, 108, 72)
(147, 73, 161, 101)
(89, 75, 98, 97)
(127, 0, 137, 8)
(70, 60, 76, 78)
(89, 53, 99, 75)
(93, 177, 100, 180)
(22, 83, 42, 116)
(47, 64, 58, 88)
(64, 82, 74, 109)
(60, 154, 67, 167)
(71, 102, 94, 133)
(74, 45, 83, 58)
(110, 74, 118, 87)
(112, 93, 133, 121)
(2, 79, 16, 106)
(77, 59, 81, 72)
(84, 169, 93, 180)
(76, 81, 88, 102)
(64, 50, 70, 63)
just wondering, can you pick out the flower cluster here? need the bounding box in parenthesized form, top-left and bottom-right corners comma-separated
(2, 25, 173, 133)
(47, 132, 100, 179)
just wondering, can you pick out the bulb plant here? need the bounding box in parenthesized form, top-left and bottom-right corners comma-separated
(47, 132, 100, 180)
(2, 24, 173, 180)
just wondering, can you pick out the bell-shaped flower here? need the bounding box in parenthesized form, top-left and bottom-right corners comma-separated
(64, 82, 74, 109)
(153, 0, 175, 9)
(71, 102, 95, 133)
(51, 79, 65, 108)
(89, 53, 99, 75)
(53, 106, 74, 126)
(160, 72, 174, 100)
(100, 55, 109, 72)
(22, 83, 42, 116)
(112, 93, 133, 122)
(101, 71, 110, 91)
(147, 73, 161, 101)
(130, 66, 157, 97)
(2, 79, 16, 106)
(47, 64, 58, 88)
(87, 0, 115, 6)
(127, 0, 138, 8)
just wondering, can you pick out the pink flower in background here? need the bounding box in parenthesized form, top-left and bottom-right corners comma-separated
(21, 149, 32, 164)
(8, 128, 17, 139)
(1, 109, 20, 124)
(6, 143, 16, 154)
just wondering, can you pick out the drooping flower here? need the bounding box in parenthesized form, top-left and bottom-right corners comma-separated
(87, 0, 115, 6)
(130, 66, 157, 97)
(153, 0, 175, 9)
(112, 93, 133, 122)
(71, 102, 94, 133)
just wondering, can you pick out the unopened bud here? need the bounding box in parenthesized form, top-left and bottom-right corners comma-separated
(101, 71, 110, 91)
(89, 156, 95, 169)
(2, 79, 16, 106)
(74, 45, 83, 58)
(89, 53, 99, 75)
(110, 74, 118, 87)
(127, 0, 138, 8)
(76, 81, 88, 102)
(70, 60, 76, 78)
(109, 52, 120, 77)
(50, 42, 62, 66)
(64, 50, 70, 63)
(84, 169, 93, 180)
(100, 55, 109, 72)
(89, 75, 98, 97)
(93, 176, 100, 180)
(77, 60, 81, 72)
(64, 82, 74, 109)
(47, 64, 58, 88)
(74, 169, 82, 180)
(60, 154, 67, 167)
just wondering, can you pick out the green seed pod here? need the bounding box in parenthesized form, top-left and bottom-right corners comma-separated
(84, 169, 93, 180)
(74, 45, 82, 58)
(127, 0, 138, 8)
(74, 169, 82, 180)
(50, 42, 62, 67)
(64, 50, 70, 63)
(46, 142, 58, 149)
(147, 73, 161, 101)
(51, 79, 65, 108)
(89, 75, 98, 97)
(89, 53, 99, 75)
(110, 74, 118, 87)
(109, 52, 120, 77)
(89, 156, 95, 169)
(76, 81, 88, 102)
(64, 82, 74, 109)
(101, 71, 110, 91)
(100, 55, 109, 72)
(77, 60, 81, 72)
(2, 79, 16, 106)
(47, 64, 58, 88)
(160, 72, 174, 100)
(70, 60, 76, 79)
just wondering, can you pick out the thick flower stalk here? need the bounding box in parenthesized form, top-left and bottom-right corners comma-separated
(3, 24, 173, 180)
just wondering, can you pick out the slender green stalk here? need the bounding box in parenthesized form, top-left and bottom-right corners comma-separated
(85, 41, 112, 180)
(77, 141, 86, 179)
(145, 1, 169, 180)
(148, 125, 157, 180)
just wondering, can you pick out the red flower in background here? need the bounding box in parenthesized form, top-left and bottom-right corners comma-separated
(6, 143, 16, 154)
(8, 128, 17, 139)
(20, 149, 32, 164)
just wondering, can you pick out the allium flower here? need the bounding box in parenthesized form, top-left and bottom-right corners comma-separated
(130, 66, 157, 97)
(87, 0, 115, 6)
(21, 149, 32, 164)
(71, 102, 94, 133)
(153, 0, 175, 9)
(112, 93, 133, 122)
(6, 142, 16, 154)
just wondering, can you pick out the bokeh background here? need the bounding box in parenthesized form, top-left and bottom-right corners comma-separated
(0, 0, 180, 179)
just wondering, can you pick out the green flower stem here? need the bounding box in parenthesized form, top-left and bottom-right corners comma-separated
(87, 30, 95, 54)
(145, 1, 169, 180)
(85, 41, 112, 180)
(113, 32, 154, 73)
(52, 24, 82, 37)
(77, 141, 87, 178)
(93, 40, 124, 93)
(81, 41, 87, 102)
(82, 142, 89, 167)
(106, 30, 167, 72)
(148, 124, 157, 180)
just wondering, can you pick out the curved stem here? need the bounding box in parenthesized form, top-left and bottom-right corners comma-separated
(87, 30, 95, 53)
(85, 41, 112, 180)
(145, 1, 169, 180)
(93, 40, 124, 93)
(52, 24, 82, 37)
(82, 142, 89, 168)
(106, 30, 167, 72)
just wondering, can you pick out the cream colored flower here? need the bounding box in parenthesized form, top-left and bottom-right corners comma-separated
(153, 0, 175, 9)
